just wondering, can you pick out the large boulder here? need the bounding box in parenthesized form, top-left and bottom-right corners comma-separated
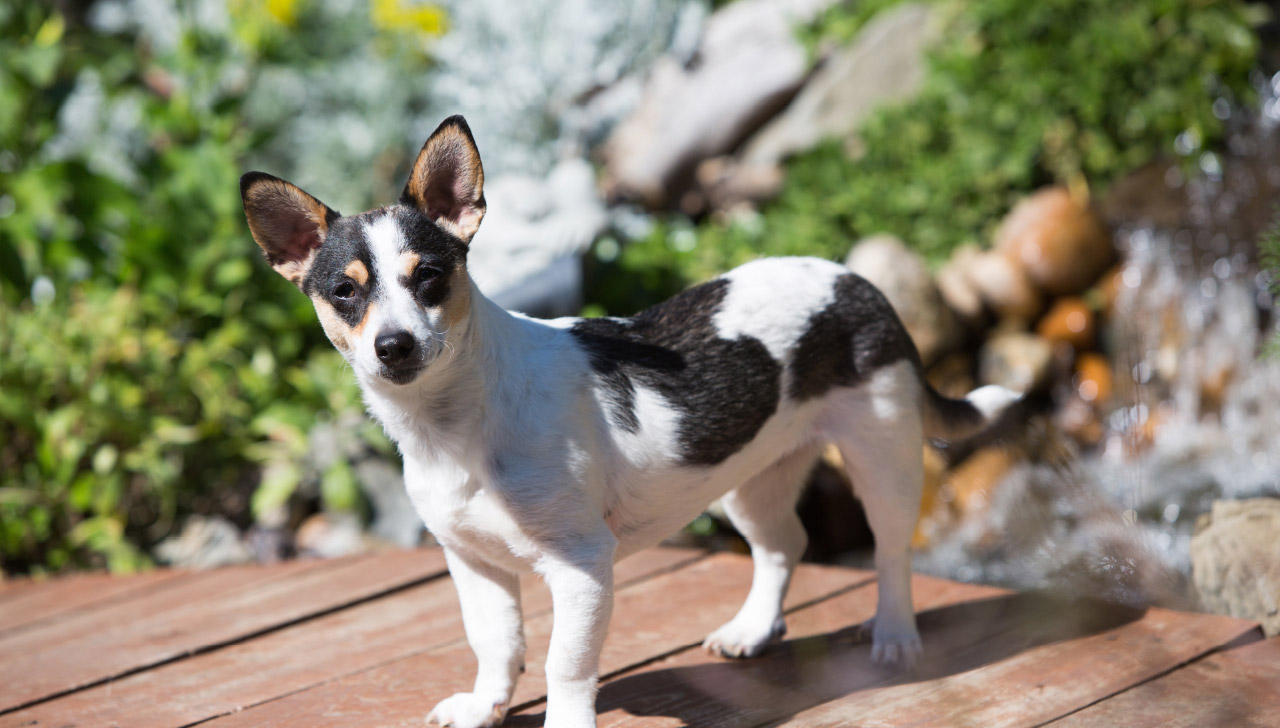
(994, 187, 1114, 296)
(600, 0, 837, 208)
(845, 234, 961, 365)
(740, 2, 941, 166)
(1192, 498, 1280, 636)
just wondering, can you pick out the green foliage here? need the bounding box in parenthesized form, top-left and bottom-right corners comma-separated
(0, 1, 435, 574)
(592, 0, 1261, 313)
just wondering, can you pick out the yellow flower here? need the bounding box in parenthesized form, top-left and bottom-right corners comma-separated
(266, 0, 300, 27)
(371, 0, 447, 37)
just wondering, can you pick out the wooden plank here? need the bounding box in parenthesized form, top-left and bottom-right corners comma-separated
(202, 553, 873, 727)
(1048, 636, 1280, 728)
(0, 547, 704, 728)
(576, 572, 1001, 727)
(776, 603, 1257, 728)
(0, 548, 448, 713)
(0, 569, 187, 635)
(540, 573, 1255, 728)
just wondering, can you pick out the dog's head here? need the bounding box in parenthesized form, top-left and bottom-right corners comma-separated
(241, 116, 485, 387)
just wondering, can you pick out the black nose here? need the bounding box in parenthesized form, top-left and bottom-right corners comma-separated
(374, 330, 416, 364)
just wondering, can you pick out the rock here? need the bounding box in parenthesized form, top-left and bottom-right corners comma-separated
(1191, 498, 1280, 636)
(739, 2, 941, 166)
(691, 156, 784, 214)
(1074, 352, 1113, 405)
(155, 516, 253, 570)
(913, 445, 949, 549)
(1098, 263, 1126, 319)
(995, 187, 1114, 296)
(468, 158, 610, 316)
(946, 447, 1016, 516)
(845, 235, 961, 365)
(601, 0, 838, 208)
(934, 244, 986, 325)
(295, 512, 377, 560)
(355, 458, 423, 549)
(926, 351, 975, 399)
(965, 250, 1043, 324)
(979, 331, 1052, 392)
(1036, 297, 1096, 350)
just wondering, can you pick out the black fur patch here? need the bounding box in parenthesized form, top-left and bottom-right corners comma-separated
(570, 279, 781, 466)
(392, 205, 467, 309)
(302, 217, 374, 327)
(788, 273, 919, 401)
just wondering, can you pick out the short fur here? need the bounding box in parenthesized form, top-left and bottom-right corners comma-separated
(241, 115, 1021, 728)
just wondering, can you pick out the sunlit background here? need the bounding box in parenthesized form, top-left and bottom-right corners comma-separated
(1, 0, 1278, 634)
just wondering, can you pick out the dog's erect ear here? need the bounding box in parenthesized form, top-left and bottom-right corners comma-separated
(401, 115, 486, 245)
(241, 172, 341, 286)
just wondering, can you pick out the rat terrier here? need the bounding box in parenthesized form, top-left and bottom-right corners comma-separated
(241, 115, 1021, 728)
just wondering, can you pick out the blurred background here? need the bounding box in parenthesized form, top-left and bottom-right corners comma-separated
(1, 0, 1278, 634)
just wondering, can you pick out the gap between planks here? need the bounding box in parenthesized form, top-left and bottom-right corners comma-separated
(195, 554, 876, 728)
(0, 547, 707, 728)
(0, 549, 450, 717)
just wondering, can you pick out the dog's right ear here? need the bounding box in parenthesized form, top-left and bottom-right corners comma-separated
(241, 172, 341, 287)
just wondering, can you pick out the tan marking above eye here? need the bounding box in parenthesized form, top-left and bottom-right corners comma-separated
(401, 252, 421, 279)
(344, 260, 369, 286)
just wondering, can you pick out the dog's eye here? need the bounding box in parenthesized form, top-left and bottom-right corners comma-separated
(333, 281, 356, 300)
(417, 266, 443, 282)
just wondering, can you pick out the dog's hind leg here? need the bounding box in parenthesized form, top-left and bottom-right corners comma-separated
(828, 364, 926, 667)
(703, 446, 818, 658)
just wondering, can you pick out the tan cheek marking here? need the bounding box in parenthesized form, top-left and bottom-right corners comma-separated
(441, 265, 472, 330)
(312, 299, 351, 352)
(344, 260, 369, 286)
(401, 252, 421, 279)
(353, 301, 377, 337)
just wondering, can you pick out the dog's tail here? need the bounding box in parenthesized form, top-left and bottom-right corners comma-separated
(921, 380, 1048, 447)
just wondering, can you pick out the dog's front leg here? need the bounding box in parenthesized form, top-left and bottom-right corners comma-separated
(428, 548, 525, 728)
(540, 531, 616, 728)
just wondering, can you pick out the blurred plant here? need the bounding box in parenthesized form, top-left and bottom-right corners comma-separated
(0, 0, 443, 574)
(591, 0, 1261, 312)
(1264, 210, 1280, 355)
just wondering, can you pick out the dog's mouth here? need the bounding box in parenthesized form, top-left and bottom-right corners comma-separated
(379, 362, 426, 385)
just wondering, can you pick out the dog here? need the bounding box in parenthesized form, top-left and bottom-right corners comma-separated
(241, 115, 1021, 728)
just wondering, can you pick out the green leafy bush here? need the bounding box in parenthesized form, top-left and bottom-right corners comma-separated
(591, 0, 1261, 312)
(0, 2, 437, 574)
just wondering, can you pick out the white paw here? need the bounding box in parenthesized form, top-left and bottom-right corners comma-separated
(425, 692, 506, 728)
(702, 615, 787, 659)
(859, 617, 922, 668)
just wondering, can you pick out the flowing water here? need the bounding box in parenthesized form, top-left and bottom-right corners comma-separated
(914, 74, 1280, 606)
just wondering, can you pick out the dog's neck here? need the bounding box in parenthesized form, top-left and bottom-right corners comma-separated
(360, 276, 546, 464)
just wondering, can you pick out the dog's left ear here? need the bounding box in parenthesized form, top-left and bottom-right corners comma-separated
(401, 115, 486, 245)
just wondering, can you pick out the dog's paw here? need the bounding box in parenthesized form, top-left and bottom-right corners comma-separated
(702, 615, 786, 659)
(859, 617, 922, 669)
(425, 692, 506, 728)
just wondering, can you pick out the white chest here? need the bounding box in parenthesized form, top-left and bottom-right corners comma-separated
(400, 452, 541, 572)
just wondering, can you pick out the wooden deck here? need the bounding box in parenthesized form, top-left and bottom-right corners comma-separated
(1, 546, 1275, 727)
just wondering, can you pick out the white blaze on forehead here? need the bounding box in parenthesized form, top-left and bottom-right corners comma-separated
(365, 213, 406, 285)
(362, 212, 422, 336)
(712, 257, 844, 362)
